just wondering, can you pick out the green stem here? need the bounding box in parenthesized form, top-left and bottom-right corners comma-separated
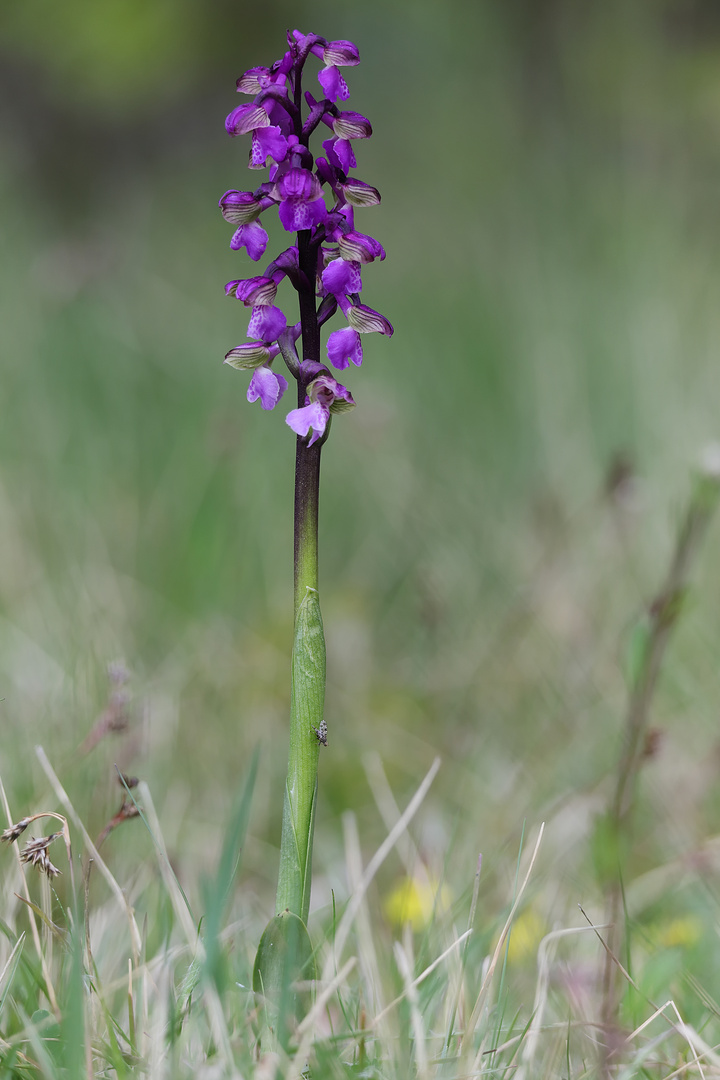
(274, 230, 327, 924)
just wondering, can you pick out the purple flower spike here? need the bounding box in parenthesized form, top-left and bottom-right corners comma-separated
(221, 31, 390, 435)
(248, 366, 288, 410)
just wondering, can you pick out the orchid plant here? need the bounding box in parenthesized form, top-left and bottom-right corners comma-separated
(219, 29, 391, 980)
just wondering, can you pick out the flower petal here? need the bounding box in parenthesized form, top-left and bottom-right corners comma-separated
(323, 136, 356, 173)
(226, 276, 277, 305)
(323, 40, 360, 67)
(318, 65, 349, 103)
(247, 366, 288, 410)
(248, 303, 287, 341)
(224, 342, 272, 370)
(219, 190, 263, 225)
(346, 302, 393, 336)
(322, 257, 362, 297)
(250, 126, 288, 169)
(327, 326, 363, 369)
(286, 400, 329, 445)
(340, 178, 381, 207)
(230, 221, 269, 261)
(337, 230, 385, 263)
(332, 111, 372, 140)
(278, 196, 327, 232)
(225, 102, 271, 136)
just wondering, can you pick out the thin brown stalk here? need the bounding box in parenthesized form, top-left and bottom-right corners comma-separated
(601, 466, 720, 1074)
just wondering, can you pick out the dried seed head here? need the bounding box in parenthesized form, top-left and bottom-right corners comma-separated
(118, 801, 140, 822)
(1, 818, 32, 844)
(19, 833, 62, 879)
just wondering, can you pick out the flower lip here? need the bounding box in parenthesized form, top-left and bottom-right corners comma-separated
(247, 365, 288, 410)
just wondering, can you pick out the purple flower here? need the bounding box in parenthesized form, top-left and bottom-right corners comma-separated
(273, 168, 327, 232)
(286, 368, 355, 445)
(317, 40, 360, 103)
(248, 366, 288, 410)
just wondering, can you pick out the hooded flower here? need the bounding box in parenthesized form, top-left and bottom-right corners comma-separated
(286, 365, 355, 445)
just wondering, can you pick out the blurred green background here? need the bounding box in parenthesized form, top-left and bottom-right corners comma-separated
(3, 0, 720, 989)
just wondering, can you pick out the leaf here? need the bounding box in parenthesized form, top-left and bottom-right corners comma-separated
(253, 910, 316, 1050)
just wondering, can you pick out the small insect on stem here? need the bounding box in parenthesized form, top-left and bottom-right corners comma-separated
(311, 719, 328, 747)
